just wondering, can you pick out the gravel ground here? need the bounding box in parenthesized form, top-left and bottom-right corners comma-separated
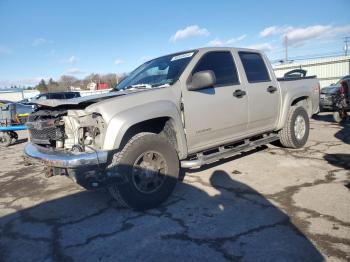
(0, 112, 349, 262)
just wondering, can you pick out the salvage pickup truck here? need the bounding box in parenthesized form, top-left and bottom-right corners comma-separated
(24, 47, 320, 210)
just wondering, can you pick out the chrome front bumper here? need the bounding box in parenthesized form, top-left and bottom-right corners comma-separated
(24, 143, 108, 168)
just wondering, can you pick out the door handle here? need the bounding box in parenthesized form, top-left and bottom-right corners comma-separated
(267, 86, 277, 93)
(233, 89, 246, 98)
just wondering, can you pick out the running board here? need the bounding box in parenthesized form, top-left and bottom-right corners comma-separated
(181, 133, 279, 169)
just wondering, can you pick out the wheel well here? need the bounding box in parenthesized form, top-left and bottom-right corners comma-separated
(291, 96, 312, 116)
(120, 117, 178, 152)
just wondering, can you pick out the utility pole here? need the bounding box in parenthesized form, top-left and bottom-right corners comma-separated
(344, 37, 350, 56)
(284, 35, 288, 63)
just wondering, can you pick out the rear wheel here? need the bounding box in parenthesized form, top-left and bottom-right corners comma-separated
(107, 132, 179, 210)
(9, 131, 18, 142)
(0, 132, 12, 147)
(333, 110, 347, 124)
(279, 106, 309, 148)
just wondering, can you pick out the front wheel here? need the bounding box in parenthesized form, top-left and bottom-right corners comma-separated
(107, 132, 179, 210)
(278, 106, 310, 148)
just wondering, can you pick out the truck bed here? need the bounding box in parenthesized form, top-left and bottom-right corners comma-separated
(278, 77, 320, 115)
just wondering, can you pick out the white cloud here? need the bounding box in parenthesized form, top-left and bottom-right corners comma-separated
(0, 45, 12, 55)
(207, 34, 247, 47)
(259, 26, 292, 37)
(285, 25, 350, 46)
(260, 24, 350, 47)
(61, 55, 79, 64)
(246, 43, 273, 52)
(32, 38, 47, 47)
(114, 59, 124, 65)
(170, 25, 209, 42)
(207, 39, 224, 47)
(67, 68, 83, 75)
(67, 55, 79, 64)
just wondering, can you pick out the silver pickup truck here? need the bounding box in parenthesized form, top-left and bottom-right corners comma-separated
(24, 47, 320, 210)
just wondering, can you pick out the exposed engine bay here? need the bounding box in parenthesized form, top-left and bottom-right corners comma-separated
(26, 108, 106, 152)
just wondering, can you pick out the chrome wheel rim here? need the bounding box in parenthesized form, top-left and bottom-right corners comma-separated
(132, 151, 167, 194)
(294, 115, 306, 140)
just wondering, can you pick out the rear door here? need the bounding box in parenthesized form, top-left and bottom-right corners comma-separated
(238, 51, 280, 133)
(182, 50, 248, 152)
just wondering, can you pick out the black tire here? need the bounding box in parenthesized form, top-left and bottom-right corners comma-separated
(107, 132, 179, 210)
(9, 131, 18, 142)
(279, 106, 309, 148)
(333, 110, 347, 124)
(0, 132, 12, 147)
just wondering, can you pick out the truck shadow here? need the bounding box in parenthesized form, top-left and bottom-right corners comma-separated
(334, 124, 350, 145)
(312, 112, 349, 125)
(0, 166, 323, 261)
(324, 153, 350, 170)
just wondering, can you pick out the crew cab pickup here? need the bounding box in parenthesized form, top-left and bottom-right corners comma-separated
(24, 47, 320, 210)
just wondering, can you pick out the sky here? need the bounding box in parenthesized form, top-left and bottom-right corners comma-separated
(0, 0, 349, 87)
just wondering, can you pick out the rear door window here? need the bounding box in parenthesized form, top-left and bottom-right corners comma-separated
(193, 51, 239, 86)
(239, 52, 270, 83)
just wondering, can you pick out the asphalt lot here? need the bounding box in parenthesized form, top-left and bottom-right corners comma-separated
(0, 112, 349, 262)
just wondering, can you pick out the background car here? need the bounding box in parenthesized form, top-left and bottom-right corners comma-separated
(32, 91, 81, 101)
(320, 75, 350, 111)
(0, 99, 12, 106)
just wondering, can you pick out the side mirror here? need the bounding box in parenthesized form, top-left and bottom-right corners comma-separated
(188, 70, 216, 91)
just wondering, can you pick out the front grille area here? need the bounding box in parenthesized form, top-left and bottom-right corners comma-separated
(26, 109, 67, 146)
(29, 126, 64, 142)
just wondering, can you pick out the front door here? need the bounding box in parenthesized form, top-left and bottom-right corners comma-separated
(182, 50, 249, 153)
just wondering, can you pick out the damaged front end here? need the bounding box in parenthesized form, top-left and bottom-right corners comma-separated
(24, 107, 120, 189)
(26, 109, 106, 151)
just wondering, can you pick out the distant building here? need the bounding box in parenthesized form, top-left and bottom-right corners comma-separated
(273, 55, 350, 88)
(97, 83, 109, 90)
(70, 86, 82, 91)
(87, 82, 97, 90)
(0, 88, 39, 102)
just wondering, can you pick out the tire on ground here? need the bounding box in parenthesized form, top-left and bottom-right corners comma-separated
(333, 111, 347, 124)
(0, 132, 12, 147)
(107, 132, 179, 210)
(278, 106, 309, 148)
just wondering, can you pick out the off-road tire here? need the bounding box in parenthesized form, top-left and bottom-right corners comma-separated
(9, 131, 18, 143)
(107, 132, 179, 210)
(0, 132, 12, 147)
(333, 110, 347, 124)
(279, 106, 309, 148)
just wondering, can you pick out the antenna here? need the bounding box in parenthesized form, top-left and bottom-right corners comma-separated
(284, 35, 288, 63)
(344, 36, 350, 56)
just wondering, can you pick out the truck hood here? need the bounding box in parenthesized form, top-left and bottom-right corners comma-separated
(32, 90, 128, 108)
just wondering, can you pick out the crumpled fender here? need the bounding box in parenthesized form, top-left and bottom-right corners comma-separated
(103, 100, 188, 159)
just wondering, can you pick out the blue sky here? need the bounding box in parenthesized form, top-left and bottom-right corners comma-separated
(0, 0, 349, 87)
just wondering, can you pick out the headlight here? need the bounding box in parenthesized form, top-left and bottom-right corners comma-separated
(63, 111, 106, 151)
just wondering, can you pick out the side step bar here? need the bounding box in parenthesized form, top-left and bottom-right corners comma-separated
(181, 133, 279, 169)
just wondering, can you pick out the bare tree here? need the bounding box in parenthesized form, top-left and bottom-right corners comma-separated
(58, 75, 78, 91)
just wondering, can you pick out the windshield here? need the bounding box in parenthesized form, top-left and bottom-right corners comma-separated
(115, 51, 196, 90)
(334, 75, 350, 86)
(321, 86, 340, 94)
